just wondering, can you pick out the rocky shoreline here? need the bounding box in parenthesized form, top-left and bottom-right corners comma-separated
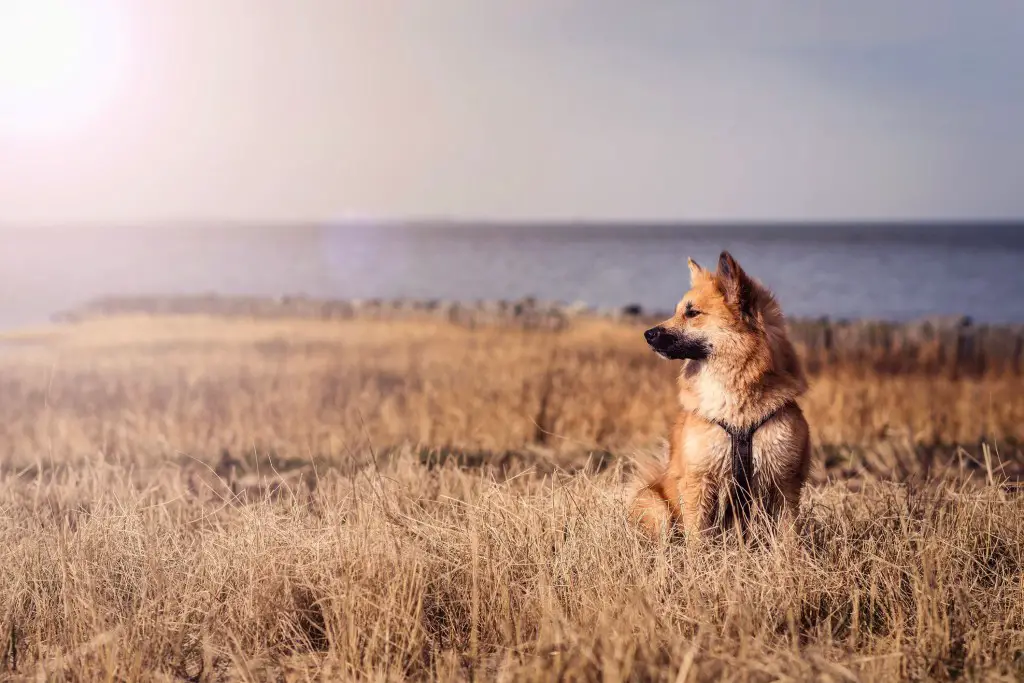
(54, 294, 649, 330)
(55, 294, 1024, 375)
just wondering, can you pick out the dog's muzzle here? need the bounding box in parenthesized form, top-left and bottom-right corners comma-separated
(644, 326, 710, 360)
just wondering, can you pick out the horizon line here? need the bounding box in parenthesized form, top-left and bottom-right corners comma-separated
(2, 216, 1024, 230)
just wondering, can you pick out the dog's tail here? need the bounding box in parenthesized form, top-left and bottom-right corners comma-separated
(627, 439, 669, 487)
(621, 440, 674, 536)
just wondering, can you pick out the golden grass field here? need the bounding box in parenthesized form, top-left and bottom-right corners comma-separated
(1, 315, 1023, 681)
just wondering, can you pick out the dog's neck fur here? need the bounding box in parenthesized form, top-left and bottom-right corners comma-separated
(678, 296, 806, 429)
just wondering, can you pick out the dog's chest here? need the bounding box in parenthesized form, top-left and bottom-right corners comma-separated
(683, 422, 779, 480)
(685, 373, 763, 428)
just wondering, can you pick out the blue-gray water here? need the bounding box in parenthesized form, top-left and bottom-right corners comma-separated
(2, 222, 1023, 329)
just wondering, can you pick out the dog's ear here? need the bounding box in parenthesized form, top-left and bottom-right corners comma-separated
(687, 257, 707, 284)
(717, 251, 756, 319)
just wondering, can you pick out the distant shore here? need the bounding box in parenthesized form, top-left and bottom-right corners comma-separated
(53, 294, 1024, 376)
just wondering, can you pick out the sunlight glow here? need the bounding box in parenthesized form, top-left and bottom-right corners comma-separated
(0, 1, 126, 139)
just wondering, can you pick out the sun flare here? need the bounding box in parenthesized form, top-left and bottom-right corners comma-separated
(0, 0, 126, 139)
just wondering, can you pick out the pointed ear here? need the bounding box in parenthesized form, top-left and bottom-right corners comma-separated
(716, 251, 755, 317)
(687, 257, 706, 284)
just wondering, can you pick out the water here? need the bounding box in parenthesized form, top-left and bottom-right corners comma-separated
(2, 222, 1023, 329)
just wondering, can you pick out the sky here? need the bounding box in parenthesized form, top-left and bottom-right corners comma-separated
(1, 1, 1023, 224)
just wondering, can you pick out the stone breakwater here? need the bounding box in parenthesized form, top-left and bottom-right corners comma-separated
(55, 294, 1024, 375)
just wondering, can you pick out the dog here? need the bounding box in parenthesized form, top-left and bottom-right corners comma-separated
(629, 251, 811, 538)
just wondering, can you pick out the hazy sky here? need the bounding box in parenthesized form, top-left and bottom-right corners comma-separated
(1, 1, 1023, 223)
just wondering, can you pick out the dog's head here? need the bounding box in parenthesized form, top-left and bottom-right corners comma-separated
(644, 251, 772, 361)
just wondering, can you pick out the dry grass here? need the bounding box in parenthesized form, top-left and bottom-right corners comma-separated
(1, 315, 1023, 681)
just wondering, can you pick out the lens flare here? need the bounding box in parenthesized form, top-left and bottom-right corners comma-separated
(0, 0, 126, 139)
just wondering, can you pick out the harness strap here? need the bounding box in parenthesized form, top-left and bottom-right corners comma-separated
(707, 401, 793, 529)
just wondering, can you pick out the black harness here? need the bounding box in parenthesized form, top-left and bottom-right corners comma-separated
(706, 401, 793, 529)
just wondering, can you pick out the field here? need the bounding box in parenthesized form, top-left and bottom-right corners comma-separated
(1, 314, 1023, 681)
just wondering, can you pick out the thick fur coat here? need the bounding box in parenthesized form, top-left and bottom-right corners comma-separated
(630, 252, 811, 537)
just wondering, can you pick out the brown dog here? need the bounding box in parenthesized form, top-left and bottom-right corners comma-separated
(630, 251, 811, 538)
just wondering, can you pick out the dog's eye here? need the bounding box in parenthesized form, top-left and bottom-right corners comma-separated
(684, 307, 701, 319)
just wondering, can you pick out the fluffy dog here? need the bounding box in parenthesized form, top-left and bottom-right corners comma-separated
(630, 251, 811, 537)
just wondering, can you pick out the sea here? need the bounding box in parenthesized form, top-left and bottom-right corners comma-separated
(2, 222, 1023, 330)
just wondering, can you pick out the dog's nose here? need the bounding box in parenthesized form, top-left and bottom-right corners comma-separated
(644, 327, 664, 344)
